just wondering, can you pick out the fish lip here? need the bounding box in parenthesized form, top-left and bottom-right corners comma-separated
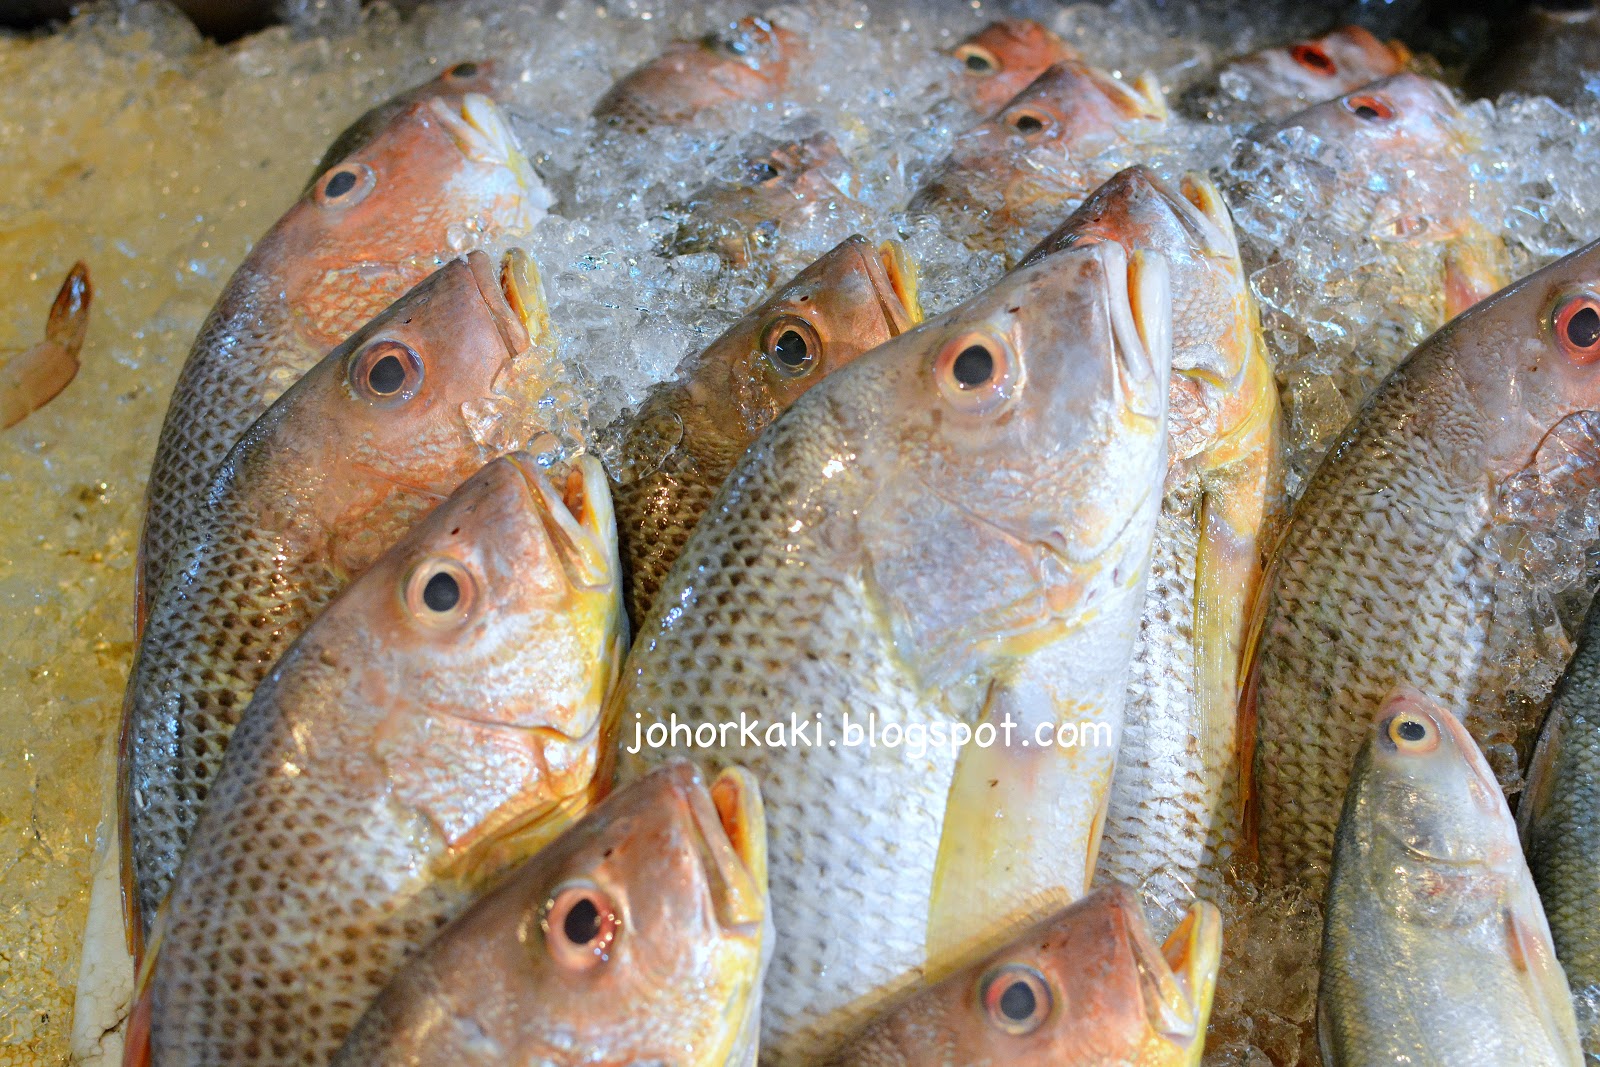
(1106, 886, 1212, 1047)
(1097, 241, 1171, 421)
(857, 236, 923, 335)
(464, 249, 535, 356)
(683, 766, 768, 933)
(504, 452, 618, 592)
(429, 92, 551, 213)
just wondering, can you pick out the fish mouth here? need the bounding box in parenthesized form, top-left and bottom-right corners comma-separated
(465, 248, 545, 356)
(1100, 241, 1171, 420)
(684, 766, 768, 933)
(1176, 172, 1240, 263)
(430, 92, 551, 212)
(863, 238, 923, 335)
(1129, 898, 1221, 1059)
(505, 452, 617, 592)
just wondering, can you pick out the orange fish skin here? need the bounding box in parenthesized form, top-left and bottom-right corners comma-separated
(949, 18, 1080, 116)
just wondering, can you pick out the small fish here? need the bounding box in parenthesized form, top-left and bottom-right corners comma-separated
(594, 16, 801, 133)
(121, 250, 564, 945)
(1023, 166, 1282, 923)
(1467, 5, 1600, 107)
(1245, 237, 1600, 891)
(329, 761, 770, 1067)
(907, 60, 1168, 261)
(828, 885, 1220, 1067)
(615, 241, 1172, 1062)
(1521, 591, 1600, 1004)
(1188, 26, 1410, 121)
(1, 262, 90, 430)
(669, 132, 869, 273)
(948, 19, 1080, 116)
(138, 72, 546, 624)
(608, 234, 920, 628)
(129, 453, 624, 1067)
(1318, 688, 1582, 1066)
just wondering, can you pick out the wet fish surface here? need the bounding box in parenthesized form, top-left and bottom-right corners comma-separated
(331, 761, 771, 1067)
(1319, 687, 1582, 1067)
(1184, 26, 1409, 122)
(947, 18, 1079, 116)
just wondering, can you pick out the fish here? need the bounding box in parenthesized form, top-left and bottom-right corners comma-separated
(120, 249, 564, 945)
(1231, 73, 1506, 320)
(826, 885, 1221, 1067)
(328, 761, 770, 1067)
(907, 59, 1168, 262)
(948, 18, 1080, 116)
(1244, 236, 1600, 892)
(1, 261, 91, 429)
(1521, 590, 1600, 1004)
(1467, 5, 1600, 107)
(607, 233, 920, 628)
(1185, 26, 1410, 121)
(668, 132, 869, 274)
(1318, 687, 1583, 1066)
(126, 453, 624, 1067)
(1021, 166, 1282, 924)
(137, 71, 546, 624)
(594, 16, 801, 134)
(613, 240, 1172, 1061)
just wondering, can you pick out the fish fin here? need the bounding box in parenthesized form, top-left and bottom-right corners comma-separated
(115, 679, 145, 964)
(118, 981, 152, 1067)
(1, 263, 91, 430)
(1234, 546, 1283, 866)
(44, 262, 92, 353)
(1443, 227, 1509, 320)
(1518, 704, 1565, 844)
(1505, 898, 1585, 1065)
(1316, 996, 1335, 1067)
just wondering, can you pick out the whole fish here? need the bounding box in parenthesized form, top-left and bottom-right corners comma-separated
(1185, 26, 1410, 121)
(907, 59, 1168, 262)
(614, 240, 1172, 1061)
(594, 16, 801, 134)
(1521, 591, 1600, 1002)
(127, 453, 624, 1067)
(608, 234, 920, 628)
(1246, 237, 1600, 891)
(1467, 4, 1600, 106)
(1319, 687, 1582, 1066)
(669, 132, 869, 274)
(121, 250, 562, 942)
(1, 261, 90, 429)
(330, 761, 770, 1067)
(138, 70, 545, 619)
(827, 885, 1221, 1067)
(948, 19, 1079, 116)
(1022, 166, 1282, 923)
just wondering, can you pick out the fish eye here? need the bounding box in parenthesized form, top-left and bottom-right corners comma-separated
(403, 558, 475, 628)
(1343, 94, 1395, 122)
(1554, 293, 1600, 364)
(955, 43, 999, 74)
(1008, 107, 1051, 136)
(935, 331, 1020, 415)
(1384, 712, 1440, 754)
(760, 315, 821, 378)
(1290, 42, 1337, 76)
(447, 61, 479, 78)
(349, 339, 424, 405)
(746, 159, 782, 184)
(980, 964, 1053, 1035)
(542, 883, 620, 970)
(315, 162, 375, 207)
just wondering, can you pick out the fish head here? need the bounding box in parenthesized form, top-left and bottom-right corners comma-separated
(850, 241, 1170, 676)
(949, 18, 1080, 115)
(1360, 688, 1519, 907)
(681, 234, 921, 436)
(1224, 26, 1409, 108)
(594, 16, 799, 133)
(1023, 165, 1269, 465)
(279, 84, 546, 349)
(454, 762, 768, 1063)
(306, 58, 501, 178)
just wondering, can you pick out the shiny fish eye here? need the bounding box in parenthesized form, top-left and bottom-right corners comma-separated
(543, 884, 620, 970)
(448, 61, 479, 78)
(1290, 42, 1337, 76)
(955, 44, 999, 73)
(349, 339, 424, 404)
(760, 316, 821, 378)
(1554, 293, 1600, 364)
(1385, 712, 1440, 754)
(316, 161, 374, 207)
(936, 332, 1019, 415)
(1009, 107, 1050, 135)
(1344, 94, 1395, 122)
(980, 964, 1053, 1036)
(403, 558, 474, 628)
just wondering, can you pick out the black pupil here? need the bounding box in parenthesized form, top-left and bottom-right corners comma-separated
(451, 62, 478, 77)
(422, 571, 460, 613)
(750, 161, 781, 183)
(564, 898, 602, 944)
(1353, 103, 1383, 120)
(773, 329, 810, 367)
(1398, 719, 1426, 742)
(325, 169, 358, 198)
(965, 52, 993, 72)
(1567, 305, 1600, 348)
(1013, 113, 1044, 133)
(952, 344, 995, 387)
(368, 354, 407, 395)
(1301, 49, 1333, 72)
(999, 980, 1036, 1021)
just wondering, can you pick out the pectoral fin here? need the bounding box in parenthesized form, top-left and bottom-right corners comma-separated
(1443, 228, 1509, 320)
